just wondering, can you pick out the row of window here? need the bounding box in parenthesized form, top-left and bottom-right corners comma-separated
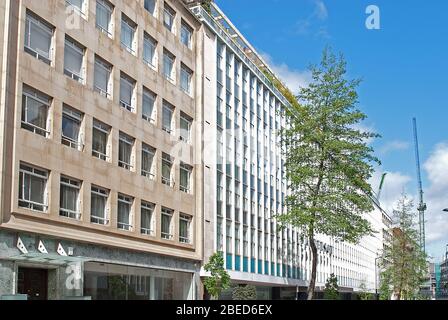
(18, 162, 192, 243)
(25, 8, 194, 99)
(21, 84, 193, 193)
(71, 0, 194, 48)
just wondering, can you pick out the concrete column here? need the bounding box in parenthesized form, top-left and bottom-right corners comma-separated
(0, 260, 15, 296)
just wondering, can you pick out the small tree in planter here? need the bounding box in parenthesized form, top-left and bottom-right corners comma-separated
(232, 285, 257, 300)
(323, 273, 340, 300)
(203, 252, 231, 300)
(358, 281, 373, 300)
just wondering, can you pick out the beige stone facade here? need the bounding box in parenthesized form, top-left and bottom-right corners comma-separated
(0, 0, 203, 263)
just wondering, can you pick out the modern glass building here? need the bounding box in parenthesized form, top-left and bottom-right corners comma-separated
(191, 2, 388, 299)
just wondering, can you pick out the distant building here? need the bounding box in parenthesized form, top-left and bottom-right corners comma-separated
(440, 246, 448, 299)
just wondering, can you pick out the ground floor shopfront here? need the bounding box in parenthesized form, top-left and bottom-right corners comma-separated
(0, 230, 200, 300)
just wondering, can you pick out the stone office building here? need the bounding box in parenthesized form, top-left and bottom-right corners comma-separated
(0, 0, 203, 300)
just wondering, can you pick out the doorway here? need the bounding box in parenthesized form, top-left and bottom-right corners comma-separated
(17, 267, 48, 300)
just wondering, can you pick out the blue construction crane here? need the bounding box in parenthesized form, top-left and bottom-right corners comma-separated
(413, 118, 427, 254)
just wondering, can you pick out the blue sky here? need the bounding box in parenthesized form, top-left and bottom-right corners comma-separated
(215, 0, 448, 261)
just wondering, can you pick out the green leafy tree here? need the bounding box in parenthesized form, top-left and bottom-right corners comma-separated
(358, 281, 373, 300)
(379, 271, 393, 300)
(203, 252, 231, 300)
(379, 194, 428, 300)
(279, 48, 380, 300)
(324, 273, 340, 300)
(232, 285, 257, 300)
(201, 0, 213, 14)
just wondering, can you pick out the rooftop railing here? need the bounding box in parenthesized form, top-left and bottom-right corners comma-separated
(190, 5, 291, 109)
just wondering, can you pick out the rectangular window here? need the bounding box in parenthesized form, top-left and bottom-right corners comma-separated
(18, 163, 48, 212)
(142, 87, 156, 123)
(141, 143, 155, 180)
(179, 162, 192, 194)
(179, 214, 192, 244)
(121, 14, 136, 54)
(163, 4, 175, 32)
(90, 185, 109, 225)
(161, 152, 173, 187)
(94, 55, 112, 98)
(179, 113, 192, 143)
(180, 64, 192, 95)
(226, 222, 232, 254)
(141, 201, 155, 235)
(92, 119, 110, 160)
(64, 36, 85, 83)
(120, 73, 135, 112)
(66, 0, 86, 17)
(61, 105, 83, 150)
(21, 85, 51, 137)
(163, 49, 175, 82)
(118, 132, 134, 170)
(60, 176, 81, 219)
(161, 207, 173, 240)
(117, 193, 133, 231)
(143, 32, 157, 68)
(144, 0, 156, 15)
(180, 21, 192, 48)
(24, 11, 54, 64)
(22, 85, 52, 137)
(96, 0, 113, 37)
(162, 100, 174, 134)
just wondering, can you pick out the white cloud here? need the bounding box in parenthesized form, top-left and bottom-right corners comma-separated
(293, 0, 329, 37)
(260, 53, 312, 94)
(422, 143, 448, 253)
(379, 140, 410, 155)
(367, 142, 448, 261)
(314, 0, 328, 21)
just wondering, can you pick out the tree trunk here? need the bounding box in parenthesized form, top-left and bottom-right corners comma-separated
(307, 231, 318, 300)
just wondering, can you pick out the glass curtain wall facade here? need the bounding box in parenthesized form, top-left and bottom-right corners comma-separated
(214, 40, 307, 280)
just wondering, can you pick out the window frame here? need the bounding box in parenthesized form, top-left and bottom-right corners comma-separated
(163, 4, 175, 33)
(141, 143, 156, 180)
(90, 185, 109, 225)
(18, 163, 49, 212)
(179, 162, 192, 194)
(161, 152, 173, 187)
(120, 14, 137, 55)
(117, 193, 133, 231)
(141, 201, 155, 235)
(24, 11, 54, 64)
(92, 119, 110, 161)
(21, 85, 51, 137)
(180, 21, 193, 49)
(119, 72, 136, 112)
(180, 64, 193, 95)
(59, 175, 81, 220)
(66, 0, 87, 18)
(179, 113, 192, 143)
(144, 0, 156, 16)
(94, 55, 112, 98)
(64, 36, 86, 83)
(161, 207, 174, 240)
(118, 132, 135, 170)
(179, 213, 192, 244)
(142, 87, 156, 124)
(61, 104, 83, 150)
(162, 100, 174, 134)
(143, 32, 157, 69)
(96, 0, 114, 37)
(163, 49, 175, 82)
